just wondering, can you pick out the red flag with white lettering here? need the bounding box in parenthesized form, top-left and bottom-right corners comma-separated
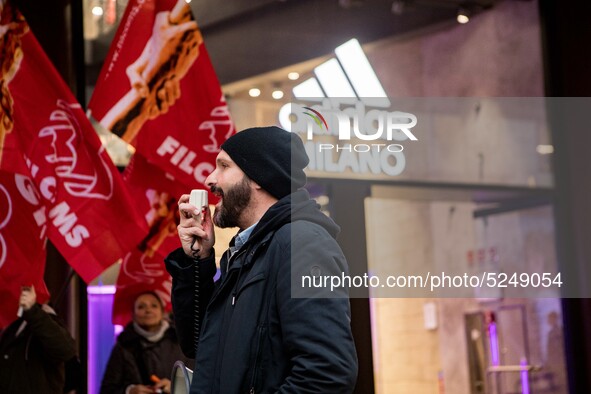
(0, 171, 50, 327)
(88, 0, 233, 323)
(0, 2, 147, 284)
(88, 0, 234, 194)
(111, 155, 182, 325)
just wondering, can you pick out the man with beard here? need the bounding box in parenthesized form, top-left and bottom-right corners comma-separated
(165, 126, 358, 393)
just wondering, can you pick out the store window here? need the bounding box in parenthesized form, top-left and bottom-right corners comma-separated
(82, 0, 567, 393)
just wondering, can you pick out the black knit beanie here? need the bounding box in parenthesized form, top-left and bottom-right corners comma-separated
(221, 126, 309, 199)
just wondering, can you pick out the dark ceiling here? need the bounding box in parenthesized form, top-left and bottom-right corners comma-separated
(192, 0, 499, 84)
(84, 0, 508, 86)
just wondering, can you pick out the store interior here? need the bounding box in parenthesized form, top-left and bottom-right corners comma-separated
(76, 1, 572, 393)
(9, 0, 590, 393)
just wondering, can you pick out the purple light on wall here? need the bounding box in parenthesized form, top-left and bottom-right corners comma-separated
(488, 322, 500, 366)
(520, 357, 530, 394)
(88, 285, 117, 394)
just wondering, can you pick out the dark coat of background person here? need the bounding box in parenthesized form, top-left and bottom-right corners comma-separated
(100, 321, 193, 394)
(0, 304, 77, 394)
(166, 189, 359, 394)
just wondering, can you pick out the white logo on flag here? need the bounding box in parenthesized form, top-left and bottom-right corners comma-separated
(0, 184, 12, 270)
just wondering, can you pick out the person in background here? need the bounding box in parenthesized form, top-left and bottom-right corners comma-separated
(0, 285, 77, 393)
(166, 126, 358, 393)
(100, 291, 192, 394)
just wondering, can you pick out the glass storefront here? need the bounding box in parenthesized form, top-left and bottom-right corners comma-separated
(81, 0, 571, 393)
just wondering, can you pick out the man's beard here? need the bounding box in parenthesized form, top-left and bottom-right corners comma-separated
(212, 176, 252, 228)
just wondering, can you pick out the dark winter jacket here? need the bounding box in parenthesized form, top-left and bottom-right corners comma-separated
(165, 189, 358, 393)
(0, 304, 77, 394)
(100, 321, 193, 394)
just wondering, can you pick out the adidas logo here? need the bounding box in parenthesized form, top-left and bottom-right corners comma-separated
(292, 39, 391, 108)
(277, 39, 417, 177)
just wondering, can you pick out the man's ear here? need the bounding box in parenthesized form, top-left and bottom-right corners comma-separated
(244, 175, 262, 191)
(251, 180, 262, 190)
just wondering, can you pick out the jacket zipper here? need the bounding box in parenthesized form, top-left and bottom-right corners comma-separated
(249, 325, 265, 394)
(228, 243, 265, 305)
(207, 248, 248, 305)
(227, 248, 247, 271)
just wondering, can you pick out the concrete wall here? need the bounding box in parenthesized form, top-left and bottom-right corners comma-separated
(367, 0, 544, 97)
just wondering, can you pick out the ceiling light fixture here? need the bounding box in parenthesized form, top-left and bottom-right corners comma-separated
(272, 89, 284, 100)
(391, 0, 405, 15)
(288, 72, 300, 81)
(92, 6, 104, 16)
(457, 7, 470, 24)
(536, 145, 554, 155)
(248, 88, 261, 97)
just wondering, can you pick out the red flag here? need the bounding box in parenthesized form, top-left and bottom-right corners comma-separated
(88, 0, 234, 194)
(0, 171, 50, 327)
(88, 0, 234, 323)
(113, 248, 175, 326)
(112, 155, 182, 325)
(0, 2, 148, 284)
